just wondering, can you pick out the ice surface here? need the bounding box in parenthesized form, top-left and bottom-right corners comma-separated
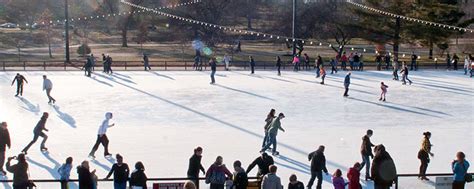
(0, 70, 472, 189)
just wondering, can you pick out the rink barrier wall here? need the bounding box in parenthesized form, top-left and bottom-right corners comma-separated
(0, 60, 446, 71)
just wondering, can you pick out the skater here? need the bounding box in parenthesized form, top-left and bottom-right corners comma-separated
(262, 109, 276, 148)
(288, 174, 304, 189)
(143, 54, 151, 71)
(106, 55, 114, 74)
(223, 54, 231, 71)
(330, 59, 337, 74)
(315, 56, 323, 78)
(246, 153, 274, 177)
(105, 154, 130, 189)
(307, 145, 329, 189)
(371, 145, 397, 189)
(249, 56, 256, 74)
(260, 113, 286, 156)
(43, 75, 56, 104)
(347, 163, 362, 189)
(22, 112, 49, 154)
(353, 53, 360, 71)
(232, 160, 248, 189)
(292, 55, 300, 72)
(418, 132, 434, 181)
(11, 73, 28, 97)
(464, 56, 470, 75)
(359, 53, 364, 71)
(276, 56, 282, 76)
(83, 57, 93, 77)
(341, 52, 348, 71)
(332, 169, 346, 189)
(6, 153, 30, 189)
(194, 55, 201, 71)
(304, 53, 310, 70)
(210, 57, 217, 84)
(90, 54, 96, 72)
(411, 52, 418, 71)
(187, 147, 206, 189)
(379, 82, 388, 101)
(89, 112, 115, 158)
(261, 165, 282, 189)
(360, 129, 375, 180)
(343, 72, 351, 97)
(78, 160, 96, 189)
(130, 161, 148, 189)
(452, 152, 469, 189)
(392, 59, 399, 80)
(0, 122, 11, 176)
(471, 59, 474, 78)
(446, 53, 452, 70)
(400, 64, 412, 85)
(58, 157, 73, 189)
(384, 53, 391, 70)
(349, 52, 354, 70)
(375, 53, 382, 71)
(102, 54, 107, 73)
(320, 67, 326, 85)
(205, 156, 233, 189)
(453, 53, 459, 70)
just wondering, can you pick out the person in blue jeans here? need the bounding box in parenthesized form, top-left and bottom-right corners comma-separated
(262, 109, 276, 148)
(307, 146, 329, 189)
(209, 58, 217, 84)
(106, 154, 129, 189)
(452, 151, 470, 189)
(360, 129, 375, 180)
(260, 113, 285, 156)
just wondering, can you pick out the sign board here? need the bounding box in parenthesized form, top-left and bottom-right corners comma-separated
(153, 182, 185, 189)
(435, 176, 453, 189)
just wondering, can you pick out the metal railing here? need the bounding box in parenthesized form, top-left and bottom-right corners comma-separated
(394, 172, 473, 189)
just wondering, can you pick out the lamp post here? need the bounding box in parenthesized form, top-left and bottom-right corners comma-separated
(65, 0, 70, 63)
(292, 0, 297, 56)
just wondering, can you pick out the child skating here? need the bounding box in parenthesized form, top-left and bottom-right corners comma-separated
(320, 67, 326, 85)
(379, 82, 388, 101)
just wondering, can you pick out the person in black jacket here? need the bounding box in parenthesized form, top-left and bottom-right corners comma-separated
(83, 57, 93, 77)
(233, 160, 248, 189)
(130, 161, 147, 189)
(11, 73, 28, 97)
(276, 56, 282, 76)
(360, 129, 374, 180)
(106, 154, 130, 189)
(78, 161, 95, 189)
(22, 112, 49, 154)
(210, 58, 217, 84)
(0, 122, 11, 176)
(6, 153, 29, 189)
(307, 145, 328, 189)
(187, 147, 205, 189)
(371, 145, 397, 189)
(246, 153, 274, 177)
(249, 56, 256, 74)
(288, 174, 304, 189)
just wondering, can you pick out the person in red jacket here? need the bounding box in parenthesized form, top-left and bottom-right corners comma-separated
(347, 162, 362, 189)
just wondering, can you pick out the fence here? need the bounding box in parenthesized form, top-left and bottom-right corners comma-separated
(0, 60, 445, 71)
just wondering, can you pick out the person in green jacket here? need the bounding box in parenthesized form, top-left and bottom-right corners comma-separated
(260, 113, 285, 155)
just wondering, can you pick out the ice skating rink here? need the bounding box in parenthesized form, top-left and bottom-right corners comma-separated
(0, 70, 472, 189)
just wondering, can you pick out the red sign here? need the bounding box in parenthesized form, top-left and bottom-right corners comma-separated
(153, 182, 185, 189)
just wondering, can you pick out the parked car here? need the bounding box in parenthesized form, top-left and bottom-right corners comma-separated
(0, 23, 17, 28)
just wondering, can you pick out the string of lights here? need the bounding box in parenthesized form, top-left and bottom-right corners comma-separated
(346, 0, 474, 33)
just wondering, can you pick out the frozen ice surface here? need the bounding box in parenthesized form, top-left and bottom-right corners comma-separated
(0, 70, 472, 189)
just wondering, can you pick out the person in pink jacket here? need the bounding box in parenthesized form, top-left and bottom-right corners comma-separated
(293, 56, 300, 71)
(332, 169, 346, 189)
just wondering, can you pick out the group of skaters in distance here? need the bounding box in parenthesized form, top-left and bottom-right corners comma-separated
(81, 54, 114, 77)
(0, 116, 471, 189)
(11, 74, 57, 104)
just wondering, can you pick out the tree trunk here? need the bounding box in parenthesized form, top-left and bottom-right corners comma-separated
(247, 15, 252, 29)
(393, 17, 401, 61)
(122, 28, 128, 47)
(47, 27, 52, 58)
(429, 41, 434, 59)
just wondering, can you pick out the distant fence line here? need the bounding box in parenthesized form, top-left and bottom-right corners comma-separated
(0, 60, 445, 71)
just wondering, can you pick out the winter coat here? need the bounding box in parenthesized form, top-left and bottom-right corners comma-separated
(353, 55, 360, 62)
(33, 116, 48, 134)
(58, 163, 73, 181)
(264, 116, 275, 131)
(6, 161, 29, 187)
(361, 135, 374, 157)
(320, 69, 326, 76)
(261, 173, 282, 189)
(452, 160, 470, 182)
(308, 150, 328, 173)
(106, 163, 130, 183)
(78, 166, 94, 189)
(332, 176, 345, 189)
(246, 156, 274, 176)
(267, 118, 284, 135)
(0, 127, 11, 152)
(371, 148, 396, 187)
(13, 75, 27, 85)
(465, 58, 470, 69)
(347, 167, 361, 189)
(43, 78, 53, 90)
(130, 169, 148, 188)
(381, 84, 388, 93)
(344, 75, 351, 88)
(187, 154, 205, 177)
(210, 60, 217, 71)
(233, 167, 248, 189)
(418, 137, 432, 161)
(341, 55, 348, 62)
(288, 181, 304, 189)
(206, 163, 233, 184)
(98, 112, 112, 135)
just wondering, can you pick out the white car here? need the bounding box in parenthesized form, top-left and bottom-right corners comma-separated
(0, 23, 17, 28)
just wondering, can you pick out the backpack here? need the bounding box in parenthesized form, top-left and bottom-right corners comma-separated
(206, 169, 226, 184)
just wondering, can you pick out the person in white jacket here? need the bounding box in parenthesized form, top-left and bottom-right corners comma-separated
(42, 75, 56, 104)
(89, 112, 115, 158)
(261, 165, 282, 189)
(464, 56, 470, 75)
(223, 55, 231, 71)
